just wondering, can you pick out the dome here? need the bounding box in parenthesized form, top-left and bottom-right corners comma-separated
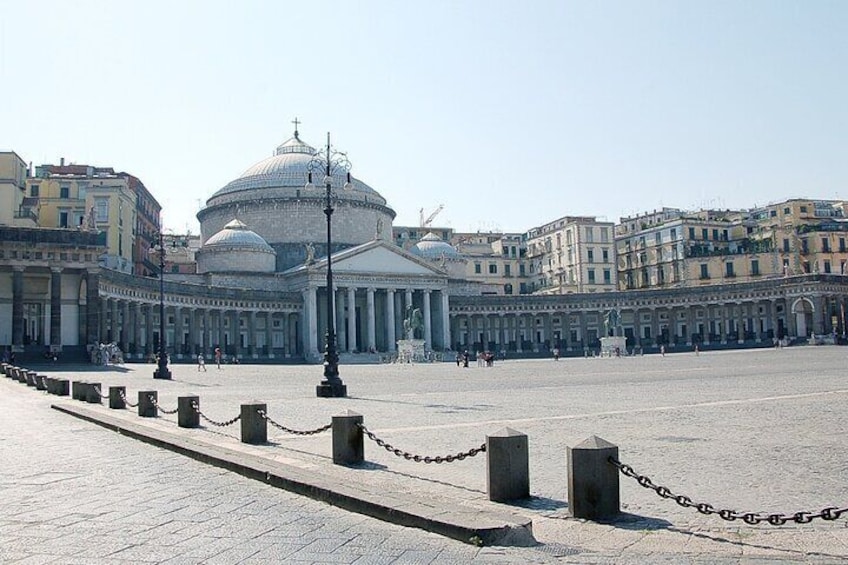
(206, 131, 387, 205)
(203, 219, 274, 252)
(410, 232, 461, 259)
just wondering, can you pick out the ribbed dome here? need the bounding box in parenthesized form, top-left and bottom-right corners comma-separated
(410, 232, 461, 259)
(207, 132, 386, 205)
(203, 219, 274, 252)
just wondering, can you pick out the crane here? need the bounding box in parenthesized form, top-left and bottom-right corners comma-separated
(419, 204, 444, 228)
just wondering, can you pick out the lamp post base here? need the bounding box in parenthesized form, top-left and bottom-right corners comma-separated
(316, 380, 347, 398)
(154, 367, 172, 380)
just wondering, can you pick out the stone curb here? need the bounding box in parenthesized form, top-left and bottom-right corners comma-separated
(50, 402, 536, 548)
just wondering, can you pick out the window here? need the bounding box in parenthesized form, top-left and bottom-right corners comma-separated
(783, 238, 790, 252)
(488, 263, 498, 274)
(30, 185, 39, 197)
(587, 249, 594, 263)
(801, 239, 809, 254)
(712, 229, 719, 240)
(655, 232, 661, 244)
(822, 238, 830, 252)
(585, 227, 594, 242)
(770, 210, 777, 217)
(824, 260, 832, 274)
(751, 259, 760, 275)
(504, 264, 511, 276)
(59, 211, 69, 228)
(722, 230, 728, 241)
(800, 205, 808, 213)
(670, 228, 677, 240)
(602, 248, 609, 262)
(603, 269, 611, 284)
(803, 261, 811, 273)
(504, 284, 513, 295)
(474, 263, 481, 274)
(600, 227, 609, 242)
(702, 228, 708, 240)
(689, 227, 695, 239)
(519, 264, 525, 276)
(700, 264, 709, 279)
(588, 269, 596, 284)
(95, 198, 109, 222)
(60, 185, 70, 199)
(840, 238, 846, 252)
(784, 207, 791, 215)
(725, 262, 735, 277)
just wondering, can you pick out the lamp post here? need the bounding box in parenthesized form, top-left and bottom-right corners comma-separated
(307, 132, 351, 398)
(150, 231, 171, 380)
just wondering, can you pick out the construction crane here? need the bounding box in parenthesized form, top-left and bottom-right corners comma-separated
(419, 204, 444, 228)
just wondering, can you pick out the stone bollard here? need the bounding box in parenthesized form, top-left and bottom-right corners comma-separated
(567, 436, 620, 520)
(332, 410, 364, 465)
(16, 367, 27, 383)
(138, 391, 157, 417)
(85, 382, 102, 404)
(240, 402, 267, 444)
(178, 396, 200, 428)
(72, 381, 86, 400)
(26, 371, 37, 387)
(46, 377, 57, 394)
(55, 379, 69, 396)
(109, 386, 126, 409)
(35, 374, 47, 391)
(486, 427, 530, 502)
(0, 362, 6, 375)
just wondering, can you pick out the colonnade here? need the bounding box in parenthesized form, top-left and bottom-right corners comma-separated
(302, 284, 451, 357)
(450, 294, 848, 353)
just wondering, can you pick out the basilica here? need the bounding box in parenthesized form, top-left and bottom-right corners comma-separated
(2, 128, 848, 364)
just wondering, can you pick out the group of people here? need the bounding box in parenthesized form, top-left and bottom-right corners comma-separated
(197, 347, 239, 371)
(454, 350, 496, 368)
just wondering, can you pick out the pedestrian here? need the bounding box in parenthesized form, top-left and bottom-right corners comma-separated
(214, 347, 222, 369)
(553, 347, 560, 361)
(660, 344, 666, 357)
(197, 354, 207, 371)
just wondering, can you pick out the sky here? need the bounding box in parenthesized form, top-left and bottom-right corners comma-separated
(1, 0, 847, 235)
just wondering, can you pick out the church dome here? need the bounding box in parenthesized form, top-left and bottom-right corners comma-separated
(203, 219, 274, 252)
(410, 232, 461, 259)
(206, 131, 387, 205)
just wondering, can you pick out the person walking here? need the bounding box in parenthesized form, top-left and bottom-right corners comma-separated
(197, 354, 207, 372)
(214, 347, 222, 369)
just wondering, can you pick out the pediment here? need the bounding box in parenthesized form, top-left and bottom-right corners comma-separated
(332, 243, 442, 275)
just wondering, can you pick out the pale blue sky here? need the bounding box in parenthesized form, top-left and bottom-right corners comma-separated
(1, 1, 846, 234)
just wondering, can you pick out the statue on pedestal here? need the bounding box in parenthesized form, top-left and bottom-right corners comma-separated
(403, 305, 423, 340)
(604, 308, 622, 337)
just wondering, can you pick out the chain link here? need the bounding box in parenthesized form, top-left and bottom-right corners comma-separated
(118, 389, 139, 408)
(191, 402, 241, 427)
(358, 423, 486, 463)
(610, 457, 847, 525)
(149, 395, 179, 415)
(256, 410, 332, 435)
(90, 385, 109, 400)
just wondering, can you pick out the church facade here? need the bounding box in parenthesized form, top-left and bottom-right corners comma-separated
(2, 133, 848, 363)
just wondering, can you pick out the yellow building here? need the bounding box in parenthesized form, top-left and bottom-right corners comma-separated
(27, 162, 137, 273)
(0, 152, 35, 227)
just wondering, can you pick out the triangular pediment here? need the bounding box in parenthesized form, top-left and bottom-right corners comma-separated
(332, 242, 442, 275)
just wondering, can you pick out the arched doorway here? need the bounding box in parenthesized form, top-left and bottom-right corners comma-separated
(791, 297, 814, 338)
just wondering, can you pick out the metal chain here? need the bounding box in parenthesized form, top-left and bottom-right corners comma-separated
(358, 423, 486, 463)
(191, 402, 241, 427)
(118, 389, 139, 408)
(149, 395, 179, 415)
(609, 457, 848, 525)
(90, 386, 109, 400)
(257, 410, 331, 435)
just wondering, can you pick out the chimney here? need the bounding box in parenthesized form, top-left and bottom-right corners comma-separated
(60, 157, 65, 166)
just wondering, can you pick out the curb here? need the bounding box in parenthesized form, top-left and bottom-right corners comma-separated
(51, 402, 536, 547)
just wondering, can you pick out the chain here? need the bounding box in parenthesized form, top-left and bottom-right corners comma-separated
(191, 402, 241, 427)
(257, 410, 332, 435)
(358, 423, 486, 463)
(118, 389, 139, 408)
(90, 386, 109, 400)
(148, 395, 179, 415)
(610, 457, 848, 525)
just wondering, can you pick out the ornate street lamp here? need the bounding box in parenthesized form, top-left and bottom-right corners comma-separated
(150, 231, 171, 380)
(306, 132, 351, 398)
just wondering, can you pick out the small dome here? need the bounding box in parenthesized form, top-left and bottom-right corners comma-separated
(410, 232, 460, 259)
(204, 219, 273, 252)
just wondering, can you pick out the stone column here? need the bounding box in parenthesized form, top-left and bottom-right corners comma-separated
(405, 288, 413, 313)
(305, 288, 318, 357)
(650, 308, 659, 347)
(422, 290, 432, 350)
(386, 289, 396, 352)
(579, 311, 588, 351)
(686, 305, 695, 345)
(109, 298, 118, 344)
(347, 287, 357, 352)
(394, 291, 403, 342)
(216, 310, 225, 351)
(265, 311, 274, 356)
(172, 305, 182, 356)
(99, 298, 108, 343)
(248, 310, 256, 357)
(737, 302, 746, 343)
(336, 289, 346, 352)
(441, 290, 451, 350)
(544, 312, 552, 348)
(187, 308, 197, 356)
(230, 309, 240, 359)
(128, 302, 139, 356)
(85, 271, 101, 347)
(11, 267, 24, 350)
(47, 268, 62, 350)
(366, 287, 376, 352)
(203, 309, 211, 354)
(145, 303, 154, 356)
